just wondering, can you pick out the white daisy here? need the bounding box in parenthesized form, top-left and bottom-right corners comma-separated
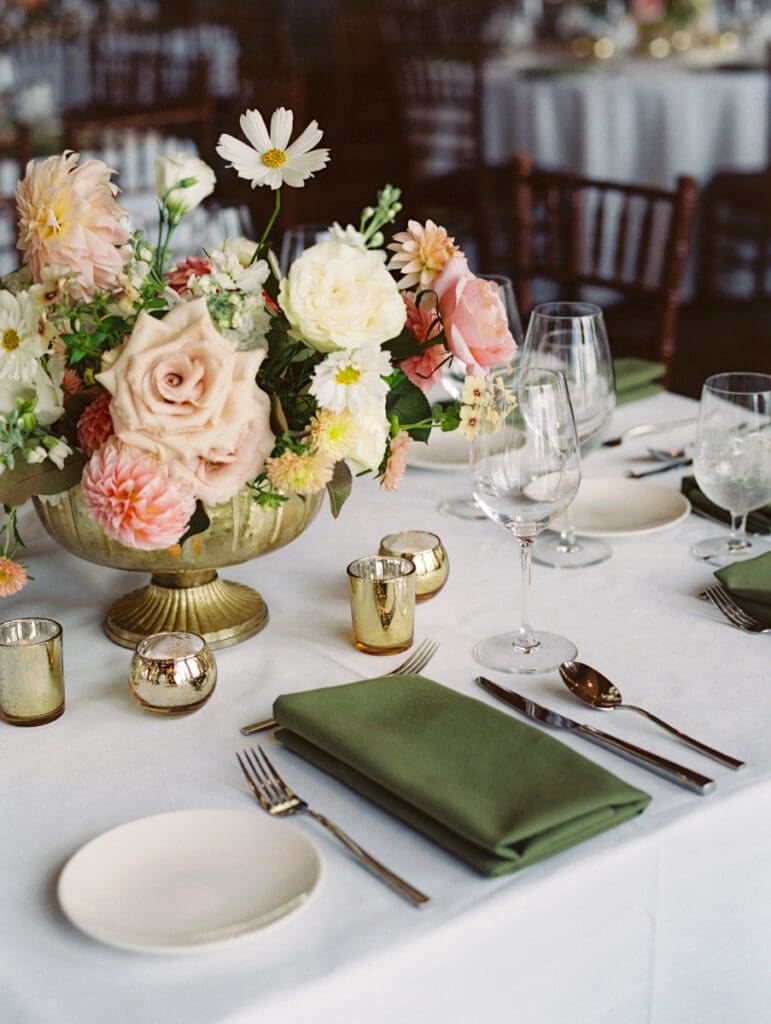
(0, 290, 47, 385)
(216, 107, 330, 191)
(310, 346, 391, 415)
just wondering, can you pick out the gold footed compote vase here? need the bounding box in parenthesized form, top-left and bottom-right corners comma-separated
(33, 487, 323, 650)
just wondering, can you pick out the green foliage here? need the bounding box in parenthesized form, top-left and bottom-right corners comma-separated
(326, 459, 352, 518)
(177, 501, 211, 545)
(386, 375, 433, 443)
(0, 451, 86, 507)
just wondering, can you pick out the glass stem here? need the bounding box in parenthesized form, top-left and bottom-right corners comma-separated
(555, 509, 581, 554)
(727, 511, 751, 553)
(516, 537, 539, 652)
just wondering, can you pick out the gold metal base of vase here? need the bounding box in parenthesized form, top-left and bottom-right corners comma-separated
(104, 570, 269, 651)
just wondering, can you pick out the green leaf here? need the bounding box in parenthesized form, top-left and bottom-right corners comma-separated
(0, 452, 87, 506)
(326, 460, 352, 518)
(386, 376, 433, 442)
(178, 501, 210, 545)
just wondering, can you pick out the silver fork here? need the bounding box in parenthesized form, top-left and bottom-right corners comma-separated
(237, 746, 429, 907)
(240, 638, 439, 735)
(704, 585, 771, 634)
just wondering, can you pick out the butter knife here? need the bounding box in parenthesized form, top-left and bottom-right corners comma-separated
(477, 677, 715, 795)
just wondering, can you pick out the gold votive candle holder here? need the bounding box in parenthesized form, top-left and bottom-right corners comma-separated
(0, 617, 65, 726)
(378, 530, 449, 602)
(129, 631, 217, 716)
(347, 555, 416, 655)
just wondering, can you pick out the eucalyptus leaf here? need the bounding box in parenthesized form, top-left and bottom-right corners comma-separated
(0, 453, 87, 506)
(326, 460, 352, 518)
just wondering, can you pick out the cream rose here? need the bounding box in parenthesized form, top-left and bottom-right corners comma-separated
(278, 239, 406, 353)
(154, 154, 216, 221)
(96, 298, 275, 493)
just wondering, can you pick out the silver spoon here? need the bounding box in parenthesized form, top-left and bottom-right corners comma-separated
(559, 661, 745, 769)
(647, 445, 687, 461)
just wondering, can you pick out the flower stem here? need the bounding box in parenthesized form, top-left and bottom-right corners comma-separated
(255, 190, 282, 261)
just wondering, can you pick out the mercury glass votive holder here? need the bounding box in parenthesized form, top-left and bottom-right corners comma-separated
(0, 618, 65, 726)
(347, 556, 416, 655)
(129, 631, 217, 716)
(378, 530, 449, 602)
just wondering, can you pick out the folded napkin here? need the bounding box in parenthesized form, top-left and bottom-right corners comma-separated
(681, 476, 771, 535)
(715, 550, 771, 627)
(613, 358, 666, 405)
(274, 675, 650, 877)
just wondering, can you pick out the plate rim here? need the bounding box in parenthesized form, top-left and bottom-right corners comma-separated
(57, 807, 322, 955)
(567, 476, 692, 537)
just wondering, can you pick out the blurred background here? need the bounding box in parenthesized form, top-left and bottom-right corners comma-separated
(0, 0, 769, 395)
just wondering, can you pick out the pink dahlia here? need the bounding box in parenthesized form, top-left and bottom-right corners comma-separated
(62, 368, 85, 396)
(0, 557, 28, 597)
(380, 431, 410, 492)
(76, 391, 114, 456)
(16, 152, 130, 300)
(387, 219, 460, 290)
(165, 256, 212, 296)
(399, 292, 448, 393)
(81, 439, 196, 550)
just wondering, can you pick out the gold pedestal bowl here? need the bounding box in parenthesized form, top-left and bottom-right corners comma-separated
(33, 486, 323, 650)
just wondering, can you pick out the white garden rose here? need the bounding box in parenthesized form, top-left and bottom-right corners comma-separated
(347, 396, 390, 472)
(278, 239, 406, 353)
(154, 154, 216, 221)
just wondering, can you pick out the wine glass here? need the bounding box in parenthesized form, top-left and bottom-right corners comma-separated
(437, 274, 523, 520)
(691, 372, 771, 567)
(470, 367, 581, 673)
(279, 222, 332, 274)
(519, 302, 616, 568)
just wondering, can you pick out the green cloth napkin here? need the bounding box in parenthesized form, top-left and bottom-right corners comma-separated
(273, 675, 650, 877)
(681, 476, 771, 535)
(715, 550, 771, 627)
(613, 358, 666, 405)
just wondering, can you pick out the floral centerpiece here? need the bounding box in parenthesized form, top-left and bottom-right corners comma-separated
(0, 106, 516, 634)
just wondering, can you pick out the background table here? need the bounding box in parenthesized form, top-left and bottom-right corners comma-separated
(1, 391, 769, 1024)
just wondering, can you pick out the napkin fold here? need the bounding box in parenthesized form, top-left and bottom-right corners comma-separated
(613, 357, 666, 405)
(715, 550, 771, 627)
(274, 675, 650, 877)
(681, 476, 771, 535)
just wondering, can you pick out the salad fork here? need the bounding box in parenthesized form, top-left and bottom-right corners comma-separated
(240, 638, 439, 735)
(236, 746, 429, 906)
(704, 585, 770, 634)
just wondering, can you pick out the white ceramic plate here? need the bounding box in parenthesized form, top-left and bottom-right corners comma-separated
(408, 430, 470, 471)
(58, 808, 321, 954)
(559, 477, 692, 537)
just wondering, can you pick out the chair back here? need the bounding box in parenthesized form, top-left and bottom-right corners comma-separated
(0, 195, 18, 277)
(510, 154, 697, 370)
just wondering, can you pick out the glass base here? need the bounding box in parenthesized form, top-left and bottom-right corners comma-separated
(691, 533, 770, 568)
(437, 493, 487, 520)
(532, 530, 612, 568)
(474, 630, 578, 674)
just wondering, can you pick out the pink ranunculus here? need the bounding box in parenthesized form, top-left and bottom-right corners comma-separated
(165, 256, 212, 296)
(81, 439, 197, 550)
(399, 292, 448, 393)
(16, 152, 131, 300)
(434, 256, 517, 375)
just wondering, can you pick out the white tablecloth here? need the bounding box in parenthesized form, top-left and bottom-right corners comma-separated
(1, 391, 770, 1024)
(483, 57, 771, 187)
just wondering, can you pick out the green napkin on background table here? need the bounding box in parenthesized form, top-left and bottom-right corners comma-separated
(681, 476, 771, 535)
(715, 550, 771, 628)
(613, 358, 666, 405)
(274, 675, 650, 877)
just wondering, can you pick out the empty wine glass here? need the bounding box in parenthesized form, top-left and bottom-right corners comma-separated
(279, 222, 332, 274)
(438, 274, 523, 520)
(470, 367, 581, 673)
(691, 372, 771, 567)
(519, 302, 616, 568)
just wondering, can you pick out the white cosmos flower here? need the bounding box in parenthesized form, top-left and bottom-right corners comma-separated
(310, 346, 391, 415)
(0, 290, 47, 384)
(216, 107, 329, 191)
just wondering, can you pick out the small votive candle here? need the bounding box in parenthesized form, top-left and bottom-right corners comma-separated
(0, 618, 65, 726)
(129, 631, 217, 716)
(347, 556, 416, 654)
(378, 531, 449, 602)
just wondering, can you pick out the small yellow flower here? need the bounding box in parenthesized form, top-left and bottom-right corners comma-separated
(310, 409, 356, 459)
(266, 449, 336, 496)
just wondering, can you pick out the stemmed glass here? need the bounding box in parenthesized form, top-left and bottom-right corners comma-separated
(470, 367, 582, 673)
(519, 302, 616, 568)
(438, 274, 523, 519)
(278, 223, 332, 274)
(691, 372, 771, 567)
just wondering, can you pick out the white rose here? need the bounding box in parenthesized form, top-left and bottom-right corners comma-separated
(278, 240, 406, 353)
(154, 154, 216, 220)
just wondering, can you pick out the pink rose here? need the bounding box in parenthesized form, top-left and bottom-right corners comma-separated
(435, 256, 517, 374)
(96, 297, 274, 503)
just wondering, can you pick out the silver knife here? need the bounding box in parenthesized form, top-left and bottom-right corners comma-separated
(477, 677, 715, 795)
(602, 417, 696, 447)
(625, 457, 692, 479)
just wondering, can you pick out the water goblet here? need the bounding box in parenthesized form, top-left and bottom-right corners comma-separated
(519, 302, 616, 568)
(470, 367, 581, 673)
(278, 222, 332, 275)
(437, 274, 523, 520)
(691, 372, 771, 567)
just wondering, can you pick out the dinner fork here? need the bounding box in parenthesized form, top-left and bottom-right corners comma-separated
(240, 638, 439, 735)
(237, 746, 429, 906)
(704, 585, 771, 634)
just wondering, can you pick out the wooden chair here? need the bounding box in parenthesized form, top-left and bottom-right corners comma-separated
(0, 195, 18, 276)
(508, 154, 698, 375)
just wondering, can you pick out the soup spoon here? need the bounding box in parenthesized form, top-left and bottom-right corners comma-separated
(558, 660, 744, 769)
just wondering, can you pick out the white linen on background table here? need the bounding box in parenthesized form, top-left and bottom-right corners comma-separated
(1, 391, 769, 1024)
